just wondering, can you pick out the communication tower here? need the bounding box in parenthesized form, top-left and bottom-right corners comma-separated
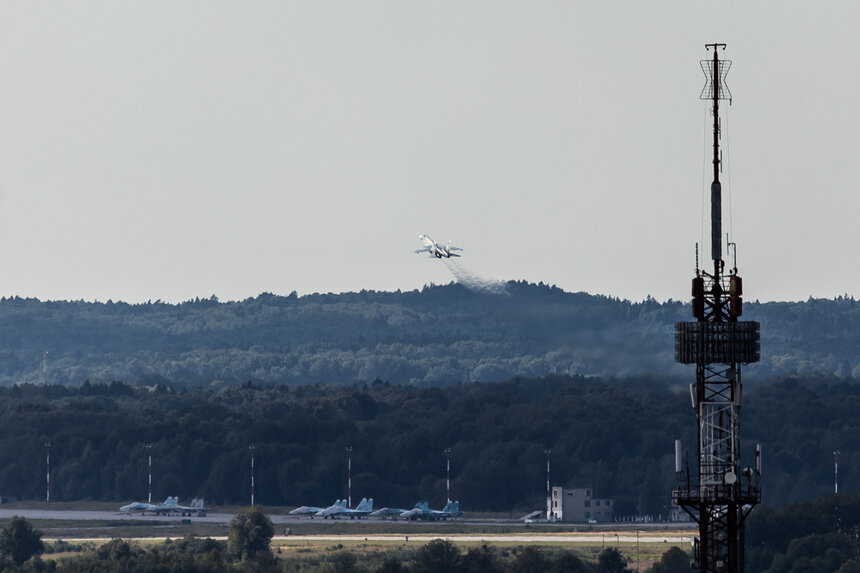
(673, 44, 762, 573)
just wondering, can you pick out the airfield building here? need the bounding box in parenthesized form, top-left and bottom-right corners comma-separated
(547, 486, 614, 522)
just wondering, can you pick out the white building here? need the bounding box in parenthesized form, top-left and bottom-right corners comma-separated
(547, 486, 614, 522)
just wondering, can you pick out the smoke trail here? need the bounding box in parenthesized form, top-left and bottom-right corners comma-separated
(444, 259, 508, 294)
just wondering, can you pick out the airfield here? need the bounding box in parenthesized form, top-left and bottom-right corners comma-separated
(0, 504, 694, 542)
(0, 503, 695, 570)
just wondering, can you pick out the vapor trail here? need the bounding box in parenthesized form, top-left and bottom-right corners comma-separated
(444, 260, 508, 294)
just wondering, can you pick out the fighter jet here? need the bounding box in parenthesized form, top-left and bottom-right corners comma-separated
(119, 500, 157, 515)
(415, 234, 463, 259)
(400, 501, 462, 521)
(120, 496, 207, 517)
(369, 507, 407, 520)
(312, 499, 347, 518)
(317, 497, 374, 519)
(289, 500, 340, 518)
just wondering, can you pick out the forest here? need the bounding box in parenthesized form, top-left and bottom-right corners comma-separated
(0, 374, 855, 512)
(0, 282, 858, 387)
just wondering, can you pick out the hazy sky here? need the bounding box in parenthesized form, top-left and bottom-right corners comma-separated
(0, 2, 857, 303)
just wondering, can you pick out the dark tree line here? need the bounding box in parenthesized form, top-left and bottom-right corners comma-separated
(0, 282, 858, 387)
(746, 493, 860, 572)
(0, 374, 857, 511)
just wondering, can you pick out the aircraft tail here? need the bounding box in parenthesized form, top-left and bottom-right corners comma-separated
(355, 498, 368, 511)
(193, 498, 204, 509)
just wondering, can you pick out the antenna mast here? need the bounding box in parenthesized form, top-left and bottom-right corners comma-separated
(674, 44, 761, 573)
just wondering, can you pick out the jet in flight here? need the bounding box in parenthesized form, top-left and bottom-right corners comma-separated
(415, 234, 463, 259)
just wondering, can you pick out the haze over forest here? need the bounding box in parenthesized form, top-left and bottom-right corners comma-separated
(0, 281, 857, 388)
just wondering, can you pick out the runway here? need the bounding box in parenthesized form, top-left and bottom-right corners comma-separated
(275, 534, 692, 544)
(0, 508, 236, 524)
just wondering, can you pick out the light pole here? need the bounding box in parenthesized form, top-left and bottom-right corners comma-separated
(249, 445, 256, 506)
(444, 448, 452, 503)
(637, 530, 641, 571)
(346, 446, 353, 508)
(45, 441, 51, 505)
(834, 449, 840, 494)
(544, 448, 552, 519)
(146, 444, 153, 503)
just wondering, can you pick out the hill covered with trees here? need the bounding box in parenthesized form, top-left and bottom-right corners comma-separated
(0, 374, 855, 512)
(0, 282, 858, 387)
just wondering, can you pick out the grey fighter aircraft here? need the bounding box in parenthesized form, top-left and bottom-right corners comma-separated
(415, 234, 463, 259)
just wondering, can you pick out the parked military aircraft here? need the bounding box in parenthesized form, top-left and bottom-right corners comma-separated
(316, 497, 374, 519)
(369, 507, 407, 519)
(119, 501, 156, 514)
(340, 497, 374, 519)
(289, 500, 342, 518)
(415, 234, 463, 259)
(400, 501, 462, 521)
(120, 496, 207, 517)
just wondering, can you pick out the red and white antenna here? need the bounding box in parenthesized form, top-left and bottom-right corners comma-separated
(249, 445, 256, 506)
(443, 448, 453, 503)
(146, 444, 153, 503)
(544, 448, 552, 518)
(346, 446, 353, 508)
(834, 449, 840, 494)
(45, 441, 51, 505)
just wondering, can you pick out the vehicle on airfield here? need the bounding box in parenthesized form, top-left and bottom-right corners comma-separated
(415, 234, 463, 259)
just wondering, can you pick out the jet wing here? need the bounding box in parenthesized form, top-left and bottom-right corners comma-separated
(370, 508, 406, 518)
(289, 506, 325, 515)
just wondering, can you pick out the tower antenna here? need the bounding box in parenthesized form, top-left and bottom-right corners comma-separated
(674, 44, 761, 573)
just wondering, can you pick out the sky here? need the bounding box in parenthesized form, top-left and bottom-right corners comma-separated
(0, 2, 858, 304)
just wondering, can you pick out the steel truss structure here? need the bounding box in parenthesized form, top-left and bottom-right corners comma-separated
(673, 44, 761, 573)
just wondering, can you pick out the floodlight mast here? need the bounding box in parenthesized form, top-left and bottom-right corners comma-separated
(45, 441, 51, 505)
(346, 446, 353, 509)
(673, 44, 761, 573)
(545, 448, 552, 519)
(444, 448, 453, 503)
